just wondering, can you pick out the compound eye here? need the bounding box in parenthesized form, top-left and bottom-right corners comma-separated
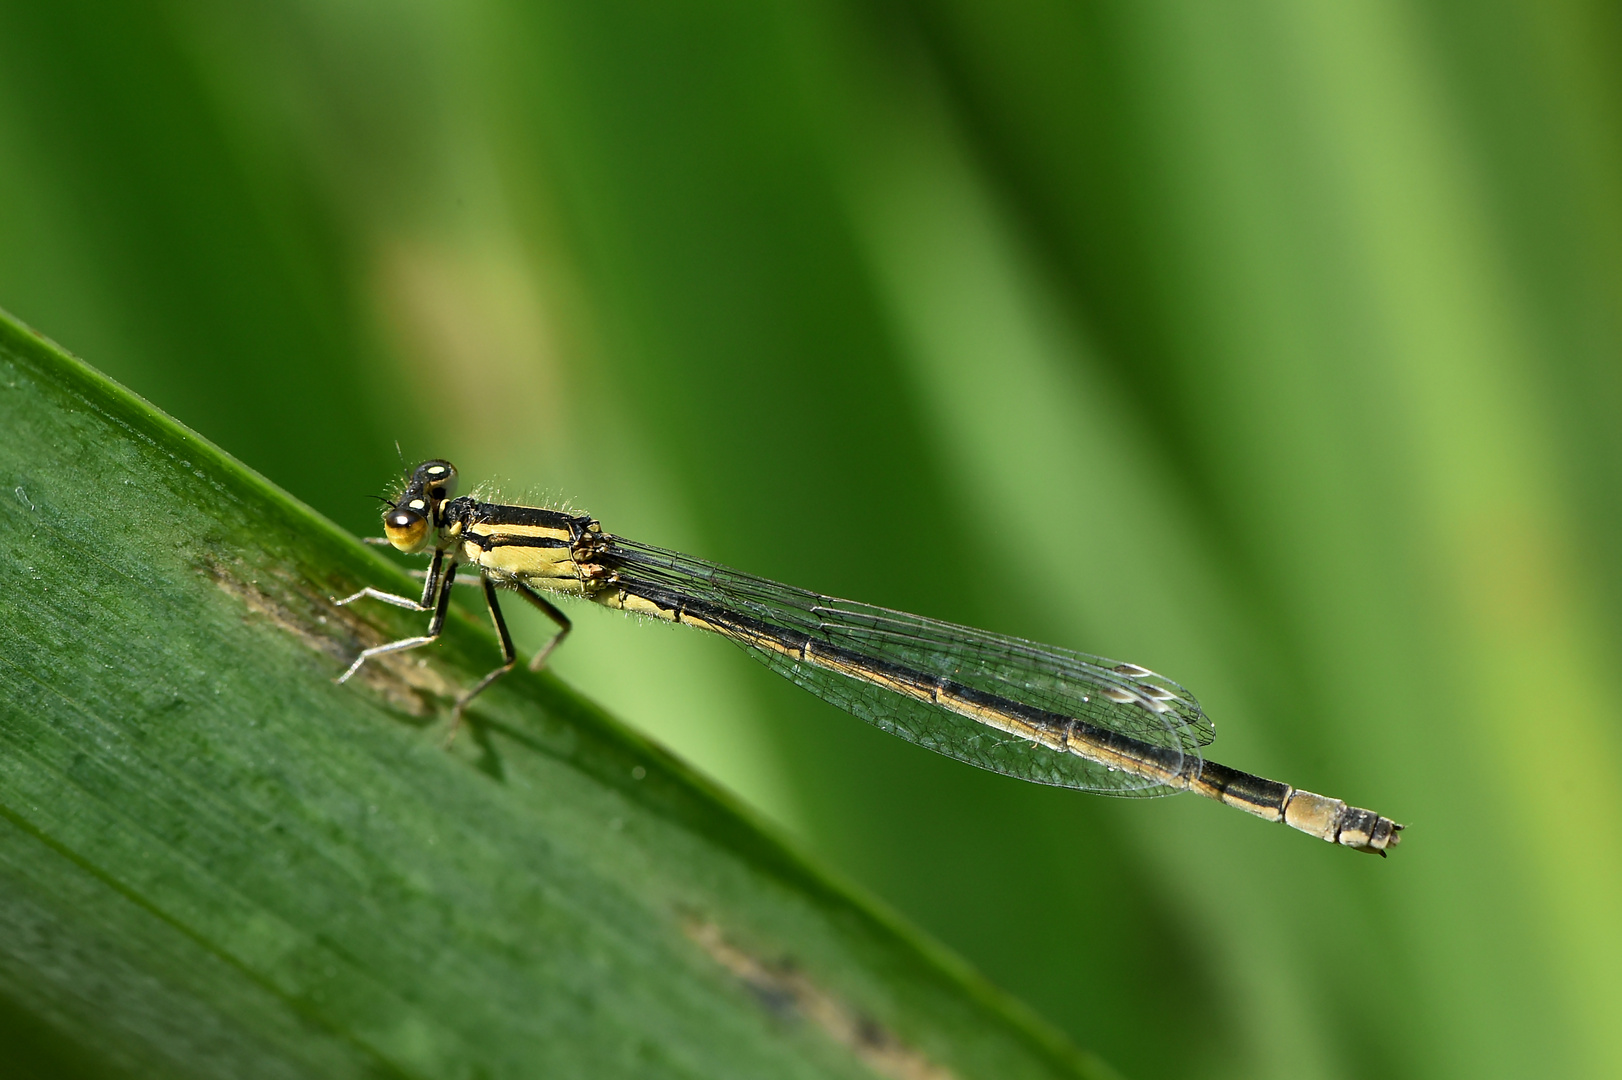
(417, 460, 458, 500)
(383, 507, 430, 553)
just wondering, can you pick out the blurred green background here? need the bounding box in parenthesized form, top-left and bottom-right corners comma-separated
(2, 2, 1619, 1077)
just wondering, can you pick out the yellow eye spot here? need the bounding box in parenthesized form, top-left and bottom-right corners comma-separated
(408, 499, 427, 511)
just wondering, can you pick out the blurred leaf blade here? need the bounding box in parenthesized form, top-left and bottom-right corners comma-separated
(0, 310, 1109, 1080)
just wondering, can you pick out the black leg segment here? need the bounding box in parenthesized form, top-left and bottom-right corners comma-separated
(512, 580, 572, 672)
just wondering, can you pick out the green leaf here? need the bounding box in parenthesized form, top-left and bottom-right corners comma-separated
(0, 308, 1114, 1080)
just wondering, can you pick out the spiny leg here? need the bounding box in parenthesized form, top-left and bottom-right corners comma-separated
(514, 580, 572, 673)
(337, 557, 456, 684)
(408, 569, 484, 588)
(334, 587, 428, 613)
(336, 548, 445, 612)
(444, 578, 573, 746)
(446, 574, 518, 746)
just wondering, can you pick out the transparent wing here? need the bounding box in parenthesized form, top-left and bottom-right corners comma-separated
(601, 538, 1212, 795)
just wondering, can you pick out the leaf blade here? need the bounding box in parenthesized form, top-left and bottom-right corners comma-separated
(0, 309, 1110, 1080)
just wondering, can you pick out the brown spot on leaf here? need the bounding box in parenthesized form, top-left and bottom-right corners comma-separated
(684, 918, 958, 1080)
(201, 552, 453, 715)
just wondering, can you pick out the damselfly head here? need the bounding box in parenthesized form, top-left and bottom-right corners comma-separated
(381, 459, 459, 553)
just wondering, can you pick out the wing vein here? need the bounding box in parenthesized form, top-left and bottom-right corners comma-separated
(599, 537, 1211, 796)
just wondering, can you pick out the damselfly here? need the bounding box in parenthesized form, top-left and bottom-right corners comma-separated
(337, 460, 1402, 854)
